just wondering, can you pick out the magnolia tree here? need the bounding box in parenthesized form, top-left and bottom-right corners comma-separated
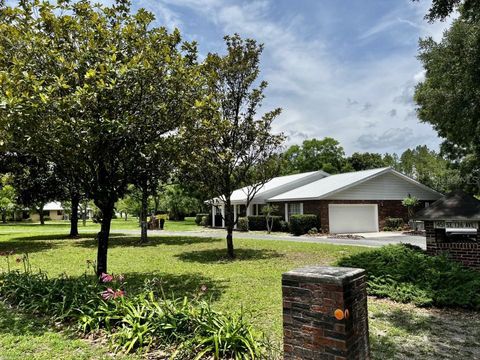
(185, 35, 285, 258)
(0, 0, 198, 274)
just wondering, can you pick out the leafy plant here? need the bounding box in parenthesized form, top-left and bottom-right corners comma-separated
(289, 214, 319, 236)
(338, 244, 480, 309)
(238, 217, 249, 232)
(0, 259, 267, 358)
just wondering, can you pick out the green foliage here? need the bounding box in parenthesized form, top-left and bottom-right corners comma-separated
(281, 137, 347, 174)
(402, 195, 419, 219)
(347, 152, 388, 171)
(384, 217, 404, 230)
(195, 213, 209, 225)
(246, 215, 282, 231)
(278, 220, 289, 233)
(0, 175, 15, 222)
(307, 227, 319, 235)
(338, 244, 480, 309)
(0, 267, 266, 358)
(237, 217, 249, 232)
(289, 214, 319, 236)
(158, 185, 202, 221)
(200, 215, 209, 227)
(415, 13, 480, 194)
(183, 34, 285, 257)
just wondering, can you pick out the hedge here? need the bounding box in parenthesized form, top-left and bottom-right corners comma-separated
(289, 214, 319, 236)
(338, 244, 480, 309)
(246, 215, 283, 231)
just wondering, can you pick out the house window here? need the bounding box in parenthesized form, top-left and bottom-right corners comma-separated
(288, 203, 303, 218)
(425, 202, 430, 208)
(57, 210, 63, 216)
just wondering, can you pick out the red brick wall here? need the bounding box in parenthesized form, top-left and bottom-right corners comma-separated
(274, 200, 428, 233)
(425, 221, 480, 270)
(283, 266, 370, 359)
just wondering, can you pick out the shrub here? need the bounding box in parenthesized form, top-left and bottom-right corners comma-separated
(195, 213, 209, 225)
(238, 217, 249, 231)
(289, 214, 319, 236)
(337, 244, 480, 309)
(279, 220, 289, 233)
(43, 216, 51, 221)
(385, 217, 404, 230)
(200, 216, 209, 227)
(0, 264, 267, 358)
(247, 215, 282, 231)
(307, 227, 319, 235)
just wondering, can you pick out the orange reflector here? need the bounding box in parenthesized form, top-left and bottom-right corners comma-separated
(334, 309, 344, 320)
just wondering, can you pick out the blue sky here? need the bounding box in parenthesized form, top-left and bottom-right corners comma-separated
(121, 1, 452, 154)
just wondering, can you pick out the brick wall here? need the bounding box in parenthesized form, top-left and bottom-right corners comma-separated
(283, 266, 370, 360)
(425, 220, 480, 270)
(275, 200, 426, 233)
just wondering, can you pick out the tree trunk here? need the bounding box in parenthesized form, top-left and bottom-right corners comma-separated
(1, 211, 6, 223)
(125, 212, 128, 221)
(39, 205, 45, 225)
(225, 200, 235, 258)
(226, 226, 234, 258)
(140, 189, 148, 243)
(69, 193, 80, 237)
(82, 200, 87, 226)
(96, 205, 113, 276)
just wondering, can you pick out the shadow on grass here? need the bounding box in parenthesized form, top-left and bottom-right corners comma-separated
(175, 248, 285, 264)
(0, 302, 58, 337)
(0, 240, 58, 254)
(121, 271, 227, 301)
(74, 235, 222, 249)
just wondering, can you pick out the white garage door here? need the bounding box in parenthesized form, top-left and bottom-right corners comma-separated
(328, 204, 378, 233)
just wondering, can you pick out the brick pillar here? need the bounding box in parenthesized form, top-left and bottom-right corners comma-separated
(282, 266, 369, 360)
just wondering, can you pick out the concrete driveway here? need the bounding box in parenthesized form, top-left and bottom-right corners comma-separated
(111, 228, 426, 249)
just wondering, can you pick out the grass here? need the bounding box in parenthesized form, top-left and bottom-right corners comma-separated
(1, 221, 480, 359)
(0, 302, 139, 360)
(0, 217, 200, 233)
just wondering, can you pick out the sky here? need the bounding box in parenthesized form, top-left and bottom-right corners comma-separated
(107, 1, 453, 155)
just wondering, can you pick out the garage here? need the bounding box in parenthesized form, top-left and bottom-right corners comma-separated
(328, 204, 378, 233)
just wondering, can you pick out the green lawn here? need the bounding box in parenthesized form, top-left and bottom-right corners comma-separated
(1, 221, 479, 359)
(0, 217, 199, 232)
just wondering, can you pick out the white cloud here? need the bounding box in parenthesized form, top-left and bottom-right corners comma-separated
(129, 0, 454, 154)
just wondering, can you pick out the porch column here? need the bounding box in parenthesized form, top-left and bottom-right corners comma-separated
(233, 204, 238, 229)
(284, 203, 289, 222)
(212, 204, 215, 227)
(221, 204, 225, 228)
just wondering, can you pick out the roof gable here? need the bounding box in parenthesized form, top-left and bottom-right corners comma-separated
(216, 170, 329, 204)
(268, 168, 442, 202)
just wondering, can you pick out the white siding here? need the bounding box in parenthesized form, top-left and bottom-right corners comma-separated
(328, 172, 441, 201)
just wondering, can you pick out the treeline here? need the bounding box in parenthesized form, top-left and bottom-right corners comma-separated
(279, 137, 461, 193)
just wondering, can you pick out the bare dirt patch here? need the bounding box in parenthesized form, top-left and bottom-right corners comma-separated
(369, 297, 480, 359)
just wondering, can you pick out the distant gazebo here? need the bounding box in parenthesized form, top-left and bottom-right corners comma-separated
(415, 190, 480, 269)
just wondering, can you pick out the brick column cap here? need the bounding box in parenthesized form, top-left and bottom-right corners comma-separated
(282, 266, 365, 286)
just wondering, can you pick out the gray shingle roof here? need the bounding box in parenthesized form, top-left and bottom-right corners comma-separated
(414, 190, 480, 221)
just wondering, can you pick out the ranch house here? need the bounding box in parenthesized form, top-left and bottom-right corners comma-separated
(210, 167, 442, 233)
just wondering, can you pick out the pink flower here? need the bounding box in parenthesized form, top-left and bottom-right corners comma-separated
(101, 288, 115, 300)
(100, 273, 114, 283)
(101, 288, 125, 300)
